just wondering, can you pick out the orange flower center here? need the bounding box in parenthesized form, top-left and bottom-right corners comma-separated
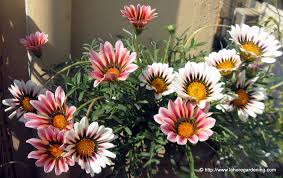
(232, 89, 249, 107)
(52, 114, 67, 130)
(187, 81, 207, 102)
(49, 144, 63, 159)
(21, 97, 35, 112)
(177, 122, 195, 138)
(217, 60, 235, 76)
(76, 138, 96, 157)
(106, 67, 120, 79)
(241, 42, 261, 61)
(151, 78, 167, 93)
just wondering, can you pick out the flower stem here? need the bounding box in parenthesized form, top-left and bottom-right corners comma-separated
(43, 61, 90, 87)
(163, 33, 173, 63)
(134, 32, 140, 64)
(271, 80, 283, 90)
(85, 96, 104, 118)
(186, 145, 198, 178)
(184, 24, 231, 49)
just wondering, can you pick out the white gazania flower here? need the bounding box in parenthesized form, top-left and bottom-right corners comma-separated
(2, 80, 43, 119)
(228, 24, 282, 63)
(205, 49, 241, 76)
(65, 117, 116, 177)
(139, 63, 175, 99)
(174, 62, 223, 108)
(217, 71, 266, 121)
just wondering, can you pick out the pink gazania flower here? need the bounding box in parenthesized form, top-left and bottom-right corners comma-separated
(20, 31, 48, 58)
(121, 4, 158, 32)
(154, 98, 216, 145)
(27, 127, 75, 175)
(139, 63, 175, 99)
(89, 40, 138, 87)
(24, 86, 76, 131)
(65, 117, 116, 177)
(2, 80, 44, 119)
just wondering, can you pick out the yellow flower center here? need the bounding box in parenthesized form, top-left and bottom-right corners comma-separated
(241, 42, 262, 61)
(151, 78, 167, 93)
(49, 144, 63, 159)
(232, 89, 249, 107)
(186, 81, 207, 102)
(52, 114, 67, 130)
(177, 122, 195, 138)
(76, 138, 96, 157)
(21, 96, 35, 112)
(217, 61, 235, 76)
(106, 67, 120, 79)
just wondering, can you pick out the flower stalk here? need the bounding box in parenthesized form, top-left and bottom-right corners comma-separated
(44, 61, 90, 87)
(163, 34, 173, 63)
(186, 145, 198, 178)
(86, 96, 105, 118)
(134, 32, 140, 64)
(163, 25, 175, 63)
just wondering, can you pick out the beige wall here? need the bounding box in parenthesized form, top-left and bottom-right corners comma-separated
(1, 1, 222, 178)
(0, 0, 37, 178)
(72, 0, 222, 58)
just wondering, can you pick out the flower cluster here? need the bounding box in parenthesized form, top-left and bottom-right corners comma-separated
(3, 84, 116, 176)
(2, 3, 282, 178)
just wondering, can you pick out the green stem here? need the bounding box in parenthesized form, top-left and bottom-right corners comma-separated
(218, 124, 238, 139)
(43, 61, 90, 87)
(186, 145, 198, 178)
(134, 32, 140, 64)
(85, 96, 104, 118)
(270, 80, 283, 90)
(184, 24, 231, 49)
(163, 33, 173, 63)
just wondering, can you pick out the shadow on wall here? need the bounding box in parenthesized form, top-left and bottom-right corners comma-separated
(25, 16, 57, 85)
(71, 0, 180, 59)
(0, 0, 37, 177)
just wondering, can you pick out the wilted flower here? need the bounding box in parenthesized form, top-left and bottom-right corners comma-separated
(154, 98, 215, 145)
(89, 40, 138, 87)
(121, 4, 157, 32)
(65, 117, 116, 177)
(24, 86, 76, 131)
(217, 71, 266, 121)
(174, 62, 223, 108)
(2, 80, 43, 119)
(205, 49, 241, 76)
(27, 127, 75, 175)
(228, 24, 282, 63)
(20, 31, 48, 58)
(139, 63, 175, 99)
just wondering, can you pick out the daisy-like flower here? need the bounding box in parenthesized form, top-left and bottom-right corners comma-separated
(228, 24, 282, 63)
(174, 62, 223, 108)
(205, 49, 242, 76)
(20, 31, 48, 58)
(217, 71, 266, 121)
(24, 86, 76, 131)
(154, 98, 215, 145)
(121, 4, 158, 32)
(139, 63, 175, 99)
(89, 40, 138, 87)
(65, 117, 116, 177)
(2, 80, 43, 119)
(27, 127, 75, 175)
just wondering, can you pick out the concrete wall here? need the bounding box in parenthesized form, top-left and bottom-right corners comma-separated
(71, 0, 223, 58)
(0, 0, 36, 178)
(0, 0, 223, 178)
